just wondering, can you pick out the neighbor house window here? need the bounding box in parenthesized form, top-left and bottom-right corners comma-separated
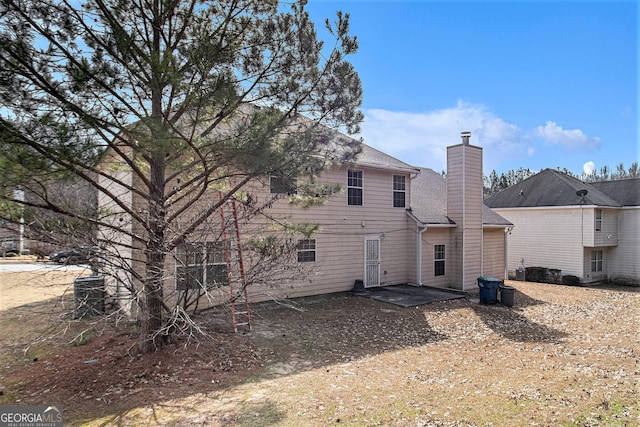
(270, 176, 297, 194)
(297, 239, 316, 263)
(347, 169, 363, 206)
(393, 175, 406, 208)
(176, 242, 228, 290)
(434, 244, 445, 276)
(591, 250, 603, 272)
(595, 209, 602, 231)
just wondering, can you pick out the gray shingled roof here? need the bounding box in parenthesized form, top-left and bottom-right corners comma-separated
(484, 169, 622, 208)
(590, 178, 640, 206)
(355, 143, 420, 173)
(410, 168, 452, 224)
(410, 167, 512, 226)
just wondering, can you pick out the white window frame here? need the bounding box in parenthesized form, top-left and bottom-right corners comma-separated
(297, 239, 316, 263)
(595, 209, 602, 232)
(175, 242, 228, 290)
(434, 244, 445, 276)
(591, 250, 603, 272)
(347, 169, 363, 206)
(392, 174, 406, 208)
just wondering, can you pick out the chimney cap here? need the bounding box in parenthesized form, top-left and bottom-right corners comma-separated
(461, 131, 471, 144)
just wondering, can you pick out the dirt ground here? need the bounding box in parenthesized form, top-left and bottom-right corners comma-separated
(0, 261, 638, 426)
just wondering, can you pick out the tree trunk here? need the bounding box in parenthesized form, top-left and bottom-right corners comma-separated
(138, 152, 167, 353)
(138, 0, 167, 354)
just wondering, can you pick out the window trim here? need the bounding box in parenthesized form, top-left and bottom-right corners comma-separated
(434, 244, 445, 276)
(347, 169, 363, 206)
(392, 174, 406, 208)
(175, 242, 228, 290)
(297, 239, 317, 263)
(595, 209, 602, 232)
(591, 250, 603, 272)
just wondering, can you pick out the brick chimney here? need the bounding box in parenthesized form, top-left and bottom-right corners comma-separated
(446, 132, 483, 291)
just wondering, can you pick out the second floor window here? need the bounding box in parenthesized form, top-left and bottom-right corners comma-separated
(270, 176, 297, 195)
(393, 175, 406, 207)
(434, 244, 445, 276)
(347, 169, 363, 206)
(595, 209, 602, 231)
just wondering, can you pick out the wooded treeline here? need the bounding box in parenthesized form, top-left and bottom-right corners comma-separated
(483, 161, 639, 198)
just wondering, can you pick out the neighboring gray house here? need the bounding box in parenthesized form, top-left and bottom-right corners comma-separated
(485, 169, 640, 284)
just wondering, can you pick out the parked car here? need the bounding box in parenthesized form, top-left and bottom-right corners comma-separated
(49, 246, 100, 264)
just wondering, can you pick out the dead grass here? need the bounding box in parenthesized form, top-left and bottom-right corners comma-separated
(1, 265, 638, 426)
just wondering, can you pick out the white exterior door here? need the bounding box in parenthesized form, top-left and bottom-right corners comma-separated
(364, 236, 380, 288)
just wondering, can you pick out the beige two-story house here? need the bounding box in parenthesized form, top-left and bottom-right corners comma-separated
(97, 130, 512, 314)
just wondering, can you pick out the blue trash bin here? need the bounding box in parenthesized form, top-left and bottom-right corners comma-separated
(477, 277, 502, 304)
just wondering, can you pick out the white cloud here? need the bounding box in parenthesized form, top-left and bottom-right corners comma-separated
(358, 102, 602, 174)
(533, 121, 601, 151)
(360, 101, 526, 172)
(583, 161, 596, 175)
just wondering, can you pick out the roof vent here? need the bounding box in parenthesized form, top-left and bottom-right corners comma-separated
(461, 131, 471, 145)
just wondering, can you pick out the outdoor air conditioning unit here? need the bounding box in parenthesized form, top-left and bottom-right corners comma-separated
(73, 276, 105, 319)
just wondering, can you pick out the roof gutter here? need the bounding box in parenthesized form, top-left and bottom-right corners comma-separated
(353, 162, 422, 174)
(406, 210, 456, 228)
(483, 224, 513, 229)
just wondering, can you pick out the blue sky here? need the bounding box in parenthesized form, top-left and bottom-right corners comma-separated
(306, 1, 638, 177)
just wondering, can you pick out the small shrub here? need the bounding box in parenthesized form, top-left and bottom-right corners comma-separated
(562, 275, 581, 286)
(549, 269, 562, 284)
(609, 276, 640, 287)
(525, 266, 550, 283)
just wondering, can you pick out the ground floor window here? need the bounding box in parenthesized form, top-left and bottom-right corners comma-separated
(434, 244, 445, 276)
(591, 250, 603, 272)
(176, 242, 228, 290)
(297, 239, 316, 263)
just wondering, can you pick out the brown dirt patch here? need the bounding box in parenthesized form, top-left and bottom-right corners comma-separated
(1, 269, 639, 426)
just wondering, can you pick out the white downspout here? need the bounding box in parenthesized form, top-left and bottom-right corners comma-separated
(504, 227, 512, 280)
(416, 225, 427, 286)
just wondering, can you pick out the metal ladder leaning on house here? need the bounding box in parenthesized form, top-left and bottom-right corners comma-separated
(219, 193, 252, 333)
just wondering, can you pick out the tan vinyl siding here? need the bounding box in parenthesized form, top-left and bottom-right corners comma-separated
(446, 143, 483, 290)
(169, 165, 414, 302)
(482, 229, 506, 279)
(97, 166, 143, 316)
(407, 223, 419, 284)
(421, 228, 453, 288)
